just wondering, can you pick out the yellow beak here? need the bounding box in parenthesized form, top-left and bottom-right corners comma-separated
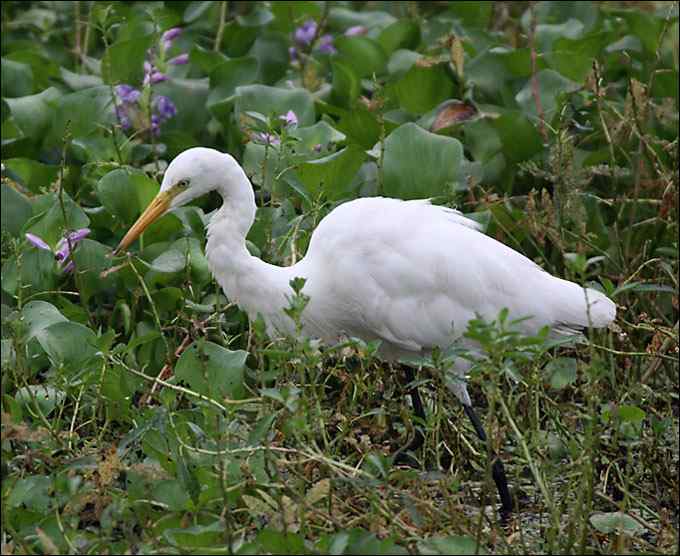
(114, 190, 173, 255)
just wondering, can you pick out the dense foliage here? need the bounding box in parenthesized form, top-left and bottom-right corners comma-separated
(1, 1, 678, 554)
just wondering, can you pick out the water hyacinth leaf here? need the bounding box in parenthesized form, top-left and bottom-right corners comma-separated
(47, 86, 116, 147)
(154, 78, 210, 135)
(249, 32, 289, 84)
(164, 522, 224, 549)
(15, 385, 65, 417)
(59, 67, 104, 90)
(590, 512, 645, 535)
(383, 123, 463, 199)
(152, 479, 191, 512)
(391, 63, 455, 114)
(6, 475, 53, 512)
(547, 33, 607, 82)
(448, 1, 493, 27)
(72, 239, 115, 301)
(2, 158, 59, 194)
(175, 341, 248, 399)
(5, 87, 62, 141)
(291, 121, 346, 151)
(330, 60, 361, 109)
(189, 44, 228, 74)
(207, 57, 259, 119)
(96, 168, 159, 225)
(297, 145, 366, 201)
(490, 110, 543, 164)
(418, 535, 487, 555)
(25, 193, 90, 247)
(378, 20, 421, 55)
(183, 1, 214, 23)
(101, 35, 155, 85)
(1, 58, 33, 97)
(335, 103, 382, 149)
(1, 183, 32, 236)
(616, 405, 646, 423)
(34, 321, 98, 371)
(21, 301, 68, 342)
(334, 36, 388, 78)
(515, 69, 580, 122)
(544, 357, 577, 389)
(235, 84, 315, 127)
(328, 7, 397, 31)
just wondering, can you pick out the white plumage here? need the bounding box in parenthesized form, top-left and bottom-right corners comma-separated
(116, 147, 616, 514)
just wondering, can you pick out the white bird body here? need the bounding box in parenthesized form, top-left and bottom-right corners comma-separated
(115, 147, 617, 513)
(124, 147, 616, 405)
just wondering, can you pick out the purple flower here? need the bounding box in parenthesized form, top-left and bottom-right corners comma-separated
(143, 62, 168, 85)
(295, 20, 317, 45)
(25, 233, 50, 251)
(255, 132, 280, 146)
(168, 53, 189, 66)
(154, 95, 177, 121)
(317, 34, 336, 54)
(115, 106, 132, 130)
(115, 84, 141, 104)
(150, 114, 161, 136)
(280, 110, 298, 127)
(162, 27, 182, 50)
(345, 25, 367, 36)
(55, 229, 91, 261)
(25, 228, 90, 274)
(313, 143, 323, 153)
(289, 46, 298, 62)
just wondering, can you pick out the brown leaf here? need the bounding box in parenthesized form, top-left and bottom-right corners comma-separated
(431, 101, 478, 132)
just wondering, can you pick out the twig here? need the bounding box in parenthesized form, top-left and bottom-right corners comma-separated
(214, 1, 228, 52)
(528, 2, 547, 142)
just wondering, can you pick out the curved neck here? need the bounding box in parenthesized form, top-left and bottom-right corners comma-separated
(205, 171, 299, 334)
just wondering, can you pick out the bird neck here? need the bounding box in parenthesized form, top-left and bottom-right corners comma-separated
(205, 174, 298, 333)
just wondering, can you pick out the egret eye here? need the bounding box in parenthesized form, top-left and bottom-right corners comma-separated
(177, 178, 190, 189)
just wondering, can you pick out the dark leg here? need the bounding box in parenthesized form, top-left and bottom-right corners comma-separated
(394, 367, 426, 465)
(463, 404, 514, 518)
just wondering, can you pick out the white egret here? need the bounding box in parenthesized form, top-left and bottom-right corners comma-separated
(115, 147, 616, 516)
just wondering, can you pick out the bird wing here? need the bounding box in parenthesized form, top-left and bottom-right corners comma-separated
(300, 197, 615, 353)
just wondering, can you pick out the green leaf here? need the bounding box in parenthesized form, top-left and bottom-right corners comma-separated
(2, 158, 59, 193)
(1, 183, 32, 236)
(515, 69, 580, 122)
(15, 385, 65, 417)
(616, 405, 646, 423)
(391, 63, 455, 114)
(378, 20, 421, 55)
(235, 84, 316, 127)
(101, 34, 155, 84)
(164, 521, 224, 548)
(449, 1, 493, 27)
(34, 321, 98, 370)
(207, 57, 259, 120)
(383, 123, 463, 199)
(545, 357, 577, 389)
(6, 475, 53, 512)
(96, 168, 159, 225)
(47, 86, 115, 148)
(5, 87, 62, 141)
(297, 145, 366, 201)
(25, 192, 90, 247)
(250, 31, 289, 84)
(335, 36, 388, 78)
(1, 58, 33, 97)
(590, 512, 645, 535)
(331, 61, 361, 109)
(72, 239, 115, 301)
(175, 341, 248, 399)
(291, 121, 346, 151)
(21, 301, 68, 342)
(490, 110, 543, 164)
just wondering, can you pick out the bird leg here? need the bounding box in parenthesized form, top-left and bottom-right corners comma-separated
(393, 366, 426, 466)
(462, 403, 514, 517)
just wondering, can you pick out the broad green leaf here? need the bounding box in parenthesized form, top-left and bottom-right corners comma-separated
(515, 69, 580, 121)
(34, 321, 98, 371)
(72, 239, 115, 301)
(21, 301, 67, 342)
(164, 521, 224, 548)
(392, 63, 455, 114)
(96, 168, 159, 224)
(6, 475, 53, 512)
(383, 123, 463, 199)
(47, 86, 115, 147)
(297, 145, 366, 200)
(449, 1, 493, 27)
(2, 158, 59, 193)
(334, 36, 388, 78)
(490, 110, 543, 164)
(617, 405, 646, 423)
(175, 341, 248, 399)
(291, 121, 346, 151)
(1, 183, 32, 236)
(1, 58, 33, 97)
(328, 7, 397, 31)
(250, 31, 289, 85)
(5, 87, 62, 141)
(153, 78, 210, 136)
(331, 60, 361, 109)
(378, 20, 421, 55)
(25, 192, 90, 247)
(235, 84, 315, 127)
(101, 34, 155, 84)
(207, 57, 259, 119)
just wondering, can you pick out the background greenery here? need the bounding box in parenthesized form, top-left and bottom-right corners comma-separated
(1, 1, 678, 554)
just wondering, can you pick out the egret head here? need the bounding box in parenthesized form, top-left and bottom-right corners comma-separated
(114, 147, 240, 255)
